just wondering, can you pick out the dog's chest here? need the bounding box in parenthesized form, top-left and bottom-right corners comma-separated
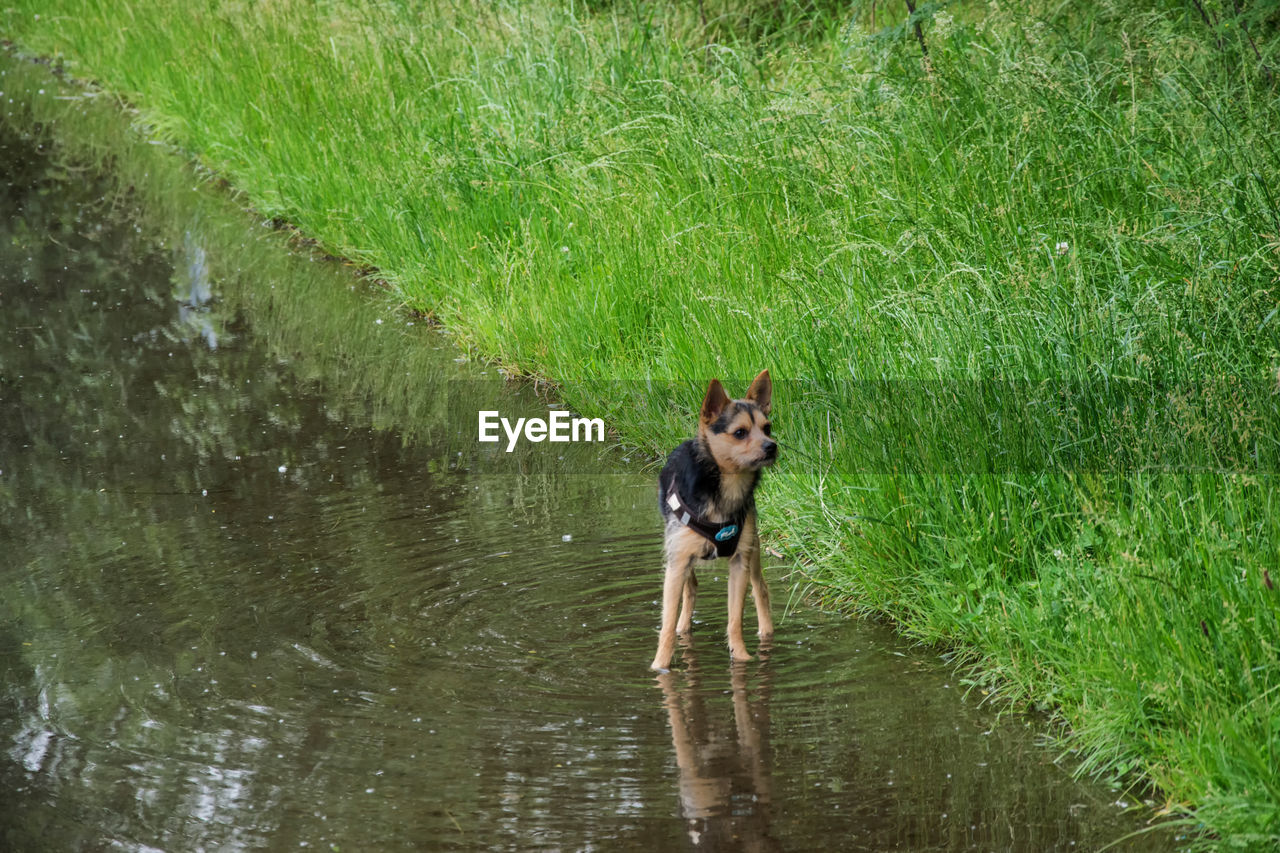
(703, 471, 754, 521)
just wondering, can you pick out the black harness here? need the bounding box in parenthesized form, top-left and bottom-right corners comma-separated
(665, 486, 745, 558)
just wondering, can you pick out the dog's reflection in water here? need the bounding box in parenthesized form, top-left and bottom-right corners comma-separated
(654, 636, 782, 852)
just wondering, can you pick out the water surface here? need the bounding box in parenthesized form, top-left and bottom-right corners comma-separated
(0, 63, 1181, 851)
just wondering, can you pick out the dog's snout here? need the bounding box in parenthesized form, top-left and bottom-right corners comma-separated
(763, 439, 778, 457)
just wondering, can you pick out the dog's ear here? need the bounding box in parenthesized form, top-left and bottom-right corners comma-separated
(700, 378, 731, 424)
(745, 369, 772, 414)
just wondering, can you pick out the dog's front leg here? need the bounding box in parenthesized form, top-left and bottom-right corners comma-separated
(747, 525, 773, 640)
(726, 553, 753, 662)
(652, 553, 695, 671)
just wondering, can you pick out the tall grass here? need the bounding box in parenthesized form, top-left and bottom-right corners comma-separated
(5, 0, 1280, 844)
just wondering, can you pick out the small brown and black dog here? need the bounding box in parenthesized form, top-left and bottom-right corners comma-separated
(651, 370, 777, 671)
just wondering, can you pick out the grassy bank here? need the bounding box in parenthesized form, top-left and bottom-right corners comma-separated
(5, 0, 1279, 845)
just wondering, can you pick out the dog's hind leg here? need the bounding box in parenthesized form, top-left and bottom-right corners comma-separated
(676, 569, 698, 636)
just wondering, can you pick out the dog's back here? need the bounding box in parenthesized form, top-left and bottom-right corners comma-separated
(658, 439, 727, 522)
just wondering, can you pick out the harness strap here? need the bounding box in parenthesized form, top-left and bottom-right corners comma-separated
(666, 486, 744, 558)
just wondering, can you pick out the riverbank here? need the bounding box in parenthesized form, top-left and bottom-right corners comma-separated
(4, 1, 1278, 845)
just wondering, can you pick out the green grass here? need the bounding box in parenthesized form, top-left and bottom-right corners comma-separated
(5, 0, 1280, 845)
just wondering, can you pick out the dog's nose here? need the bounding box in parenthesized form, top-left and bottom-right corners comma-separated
(763, 440, 778, 457)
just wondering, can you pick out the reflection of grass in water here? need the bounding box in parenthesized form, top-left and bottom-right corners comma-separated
(0, 118, 656, 849)
(6, 0, 1280, 843)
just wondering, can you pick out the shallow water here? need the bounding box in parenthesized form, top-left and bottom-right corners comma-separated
(0, 69, 1182, 851)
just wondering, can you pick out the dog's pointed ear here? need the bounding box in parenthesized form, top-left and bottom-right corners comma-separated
(745, 369, 772, 414)
(700, 378, 731, 424)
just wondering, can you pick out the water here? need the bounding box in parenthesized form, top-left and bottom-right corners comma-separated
(0, 64, 1182, 851)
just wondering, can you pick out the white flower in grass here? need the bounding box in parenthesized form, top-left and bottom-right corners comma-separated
(1055, 241, 1070, 255)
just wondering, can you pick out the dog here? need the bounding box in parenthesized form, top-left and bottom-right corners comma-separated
(651, 369, 777, 671)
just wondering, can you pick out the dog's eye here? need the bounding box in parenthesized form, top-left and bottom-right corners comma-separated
(733, 427, 748, 440)
(762, 423, 772, 436)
